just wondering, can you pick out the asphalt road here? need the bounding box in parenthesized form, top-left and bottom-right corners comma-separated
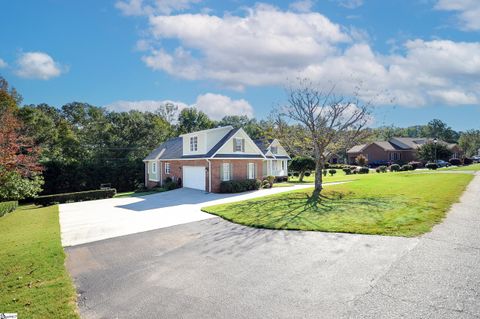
(66, 173, 480, 319)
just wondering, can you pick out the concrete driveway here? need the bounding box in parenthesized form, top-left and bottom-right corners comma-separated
(65, 173, 480, 318)
(60, 184, 315, 246)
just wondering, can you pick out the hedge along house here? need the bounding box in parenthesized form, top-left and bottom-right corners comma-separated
(143, 126, 291, 193)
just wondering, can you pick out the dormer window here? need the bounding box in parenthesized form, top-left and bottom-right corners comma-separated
(234, 138, 245, 152)
(190, 136, 198, 152)
(271, 146, 278, 154)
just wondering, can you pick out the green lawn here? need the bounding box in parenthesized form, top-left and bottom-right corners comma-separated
(442, 163, 480, 171)
(202, 172, 473, 237)
(0, 205, 79, 318)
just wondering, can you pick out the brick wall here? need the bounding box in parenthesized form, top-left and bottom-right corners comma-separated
(147, 159, 265, 192)
(210, 159, 263, 192)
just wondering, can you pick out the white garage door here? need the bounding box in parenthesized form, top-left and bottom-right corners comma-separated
(183, 166, 206, 191)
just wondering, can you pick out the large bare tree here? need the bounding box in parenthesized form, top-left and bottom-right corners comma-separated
(277, 79, 374, 198)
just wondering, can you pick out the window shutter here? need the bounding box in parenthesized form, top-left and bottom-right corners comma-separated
(246, 163, 249, 179)
(220, 163, 224, 181)
(254, 163, 257, 178)
(233, 138, 236, 152)
(230, 163, 233, 180)
(242, 139, 245, 152)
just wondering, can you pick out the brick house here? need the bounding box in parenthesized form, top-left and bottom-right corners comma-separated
(143, 126, 290, 192)
(347, 137, 463, 165)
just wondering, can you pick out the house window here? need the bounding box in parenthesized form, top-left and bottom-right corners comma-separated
(151, 162, 157, 174)
(390, 152, 401, 161)
(271, 146, 278, 154)
(234, 138, 244, 152)
(190, 136, 198, 152)
(222, 163, 231, 181)
(165, 162, 170, 174)
(247, 163, 255, 179)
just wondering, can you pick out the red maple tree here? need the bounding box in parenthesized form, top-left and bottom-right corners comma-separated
(0, 108, 42, 178)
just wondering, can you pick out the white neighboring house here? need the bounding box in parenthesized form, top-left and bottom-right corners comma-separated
(143, 126, 291, 193)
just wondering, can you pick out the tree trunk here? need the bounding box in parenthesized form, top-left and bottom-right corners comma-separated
(313, 159, 323, 198)
(299, 170, 305, 182)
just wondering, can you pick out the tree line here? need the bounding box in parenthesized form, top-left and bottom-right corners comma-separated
(1, 75, 479, 201)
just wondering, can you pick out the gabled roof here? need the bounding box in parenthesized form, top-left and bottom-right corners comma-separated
(347, 144, 367, 153)
(253, 138, 274, 154)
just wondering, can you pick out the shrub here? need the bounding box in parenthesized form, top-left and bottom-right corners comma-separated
(463, 157, 473, 165)
(288, 173, 292, 177)
(0, 201, 18, 217)
(134, 182, 146, 192)
(33, 189, 117, 206)
(275, 176, 288, 183)
(323, 169, 327, 176)
(304, 172, 311, 177)
(328, 169, 337, 176)
(355, 154, 368, 166)
(389, 164, 401, 172)
(425, 162, 439, 170)
(164, 181, 178, 190)
(220, 179, 261, 193)
(408, 161, 422, 169)
(328, 164, 346, 170)
(401, 164, 414, 171)
(265, 176, 275, 187)
(293, 172, 299, 177)
(358, 167, 369, 174)
(164, 176, 173, 183)
(261, 180, 271, 189)
(449, 158, 462, 166)
(376, 165, 387, 173)
(343, 167, 352, 175)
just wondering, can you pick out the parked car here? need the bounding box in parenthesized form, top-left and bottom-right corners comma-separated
(436, 160, 450, 168)
(472, 155, 480, 163)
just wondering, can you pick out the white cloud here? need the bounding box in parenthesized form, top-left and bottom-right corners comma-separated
(335, 0, 364, 9)
(289, 0, 315, 13)
(115, 0, 201, 16)
(435, 0, 480, 31)
(15, 52, 64, 80)
(194, 93, 254, 120)
(126, 3, 480, 107)
(0, 58, 7, 68)
(106, 93, 254, 120)
(144, 4, 349, 89)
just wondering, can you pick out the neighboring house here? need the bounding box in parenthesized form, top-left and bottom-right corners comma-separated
(143, 126, 290, 192)
(347, 137, 463, 165)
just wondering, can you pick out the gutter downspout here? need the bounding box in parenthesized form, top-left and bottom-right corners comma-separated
(206, 159, 212, 193)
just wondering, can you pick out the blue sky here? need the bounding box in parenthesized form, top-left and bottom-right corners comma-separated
(0, 0, 479, 130)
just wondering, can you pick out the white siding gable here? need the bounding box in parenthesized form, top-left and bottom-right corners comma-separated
(269, 139, 289, 157)
(216, 129, 264, 156)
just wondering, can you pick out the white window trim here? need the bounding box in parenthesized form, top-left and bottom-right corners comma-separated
(151, 162, 157, 174)
(222, 163, 231, 181)
(234, 138, 244, 152)
(247, 162, 255, 179)
(190, 136, 198, 152)
(165, 162, 170, 174)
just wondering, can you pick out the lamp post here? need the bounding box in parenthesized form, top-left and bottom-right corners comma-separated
(433, 138, 438, 163)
